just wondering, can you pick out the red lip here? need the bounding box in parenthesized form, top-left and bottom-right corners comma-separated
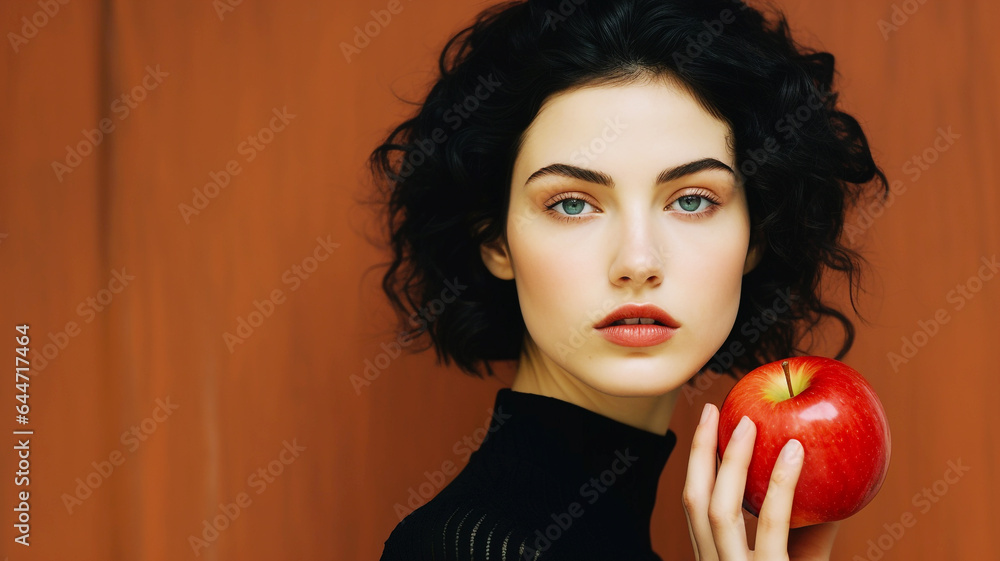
(595, 303, 680, 329)
(595, 303, 680, 348)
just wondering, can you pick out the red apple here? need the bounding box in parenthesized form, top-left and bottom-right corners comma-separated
(717, 356, 890, 528)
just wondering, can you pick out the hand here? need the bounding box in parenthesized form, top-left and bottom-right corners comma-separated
(682, 403, 840, 561)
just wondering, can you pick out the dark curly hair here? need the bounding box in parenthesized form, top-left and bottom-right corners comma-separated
(366, 0, 888, 380)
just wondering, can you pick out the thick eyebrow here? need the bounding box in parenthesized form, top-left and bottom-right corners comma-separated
(523, 158, 735, 189)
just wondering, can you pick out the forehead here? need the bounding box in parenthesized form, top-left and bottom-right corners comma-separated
(513, 77, 734, 183)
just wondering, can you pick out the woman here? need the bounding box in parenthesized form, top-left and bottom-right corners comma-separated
(369, 0, 888, 558)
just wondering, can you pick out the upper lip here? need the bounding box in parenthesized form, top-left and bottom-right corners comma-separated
(595, 303, 680, 329)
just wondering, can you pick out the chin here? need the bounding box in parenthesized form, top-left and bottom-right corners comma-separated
(575, 360, 692, 398)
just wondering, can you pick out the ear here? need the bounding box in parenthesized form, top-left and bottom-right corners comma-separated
(742, 234, 765, 275)
(474, 221, 514, 280)
(480, 234, 515, 280)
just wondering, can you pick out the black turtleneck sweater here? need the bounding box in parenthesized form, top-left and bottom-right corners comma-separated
(379, 388, 678, 560)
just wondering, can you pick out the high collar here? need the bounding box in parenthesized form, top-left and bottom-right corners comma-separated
(476, 388, 677, 545)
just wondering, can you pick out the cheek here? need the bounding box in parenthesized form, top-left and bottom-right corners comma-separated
(506, 211, 609, 346)
(508, 231, 592, 326)
(670, 221, 749, 314)
(688, 234, 746, 287)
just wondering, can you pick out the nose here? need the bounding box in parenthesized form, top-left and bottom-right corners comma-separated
(609, 214, 665, 288)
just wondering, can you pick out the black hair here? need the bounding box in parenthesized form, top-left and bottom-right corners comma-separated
(367, 0, 889, 379)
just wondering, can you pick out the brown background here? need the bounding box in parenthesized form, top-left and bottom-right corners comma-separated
(1, 0, 997, 559)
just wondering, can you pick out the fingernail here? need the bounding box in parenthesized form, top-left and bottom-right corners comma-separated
(732, 416, 753, 439)
(700, 403, 712, 425)
(780, 439, 803, 463)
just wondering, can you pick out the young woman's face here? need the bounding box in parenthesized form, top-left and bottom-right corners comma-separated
(481, 76, 758, 397)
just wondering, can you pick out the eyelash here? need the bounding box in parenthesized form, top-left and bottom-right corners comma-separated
(543, 189, 722, 223)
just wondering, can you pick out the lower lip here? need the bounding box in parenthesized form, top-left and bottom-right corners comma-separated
(596, 324, 677, 347)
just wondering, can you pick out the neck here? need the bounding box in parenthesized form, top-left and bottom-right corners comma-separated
(511, 339, 681, 435)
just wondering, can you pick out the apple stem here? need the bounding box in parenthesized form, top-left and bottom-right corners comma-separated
(782, 360, 795, 398)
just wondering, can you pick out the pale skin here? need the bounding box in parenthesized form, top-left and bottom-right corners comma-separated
(479, 74, 839, 559)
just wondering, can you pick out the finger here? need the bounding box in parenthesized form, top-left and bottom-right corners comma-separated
(682, 403, 721, 561)
(788, 521, 840, 560)
(684, 503, 701, 561)
(754, 439, 805, 559)
(707, 415, 755, 561)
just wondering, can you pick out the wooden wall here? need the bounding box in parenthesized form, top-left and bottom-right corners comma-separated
(1, 0, 996, 559)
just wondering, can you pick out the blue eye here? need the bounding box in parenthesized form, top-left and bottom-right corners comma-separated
(544, 192, 719, 223)
(671, 195, 714, 213)
(549, 198, 594, 216)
